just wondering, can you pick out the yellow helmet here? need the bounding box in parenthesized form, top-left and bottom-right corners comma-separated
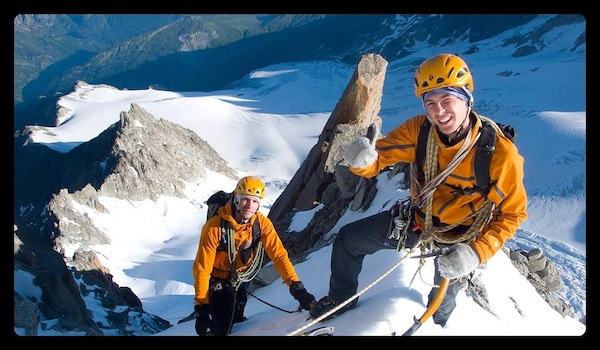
(234, 176, 266, 199)
(414, 54, 474, 97)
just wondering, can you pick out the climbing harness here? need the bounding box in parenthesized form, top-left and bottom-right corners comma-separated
(386, 197, 417, 252)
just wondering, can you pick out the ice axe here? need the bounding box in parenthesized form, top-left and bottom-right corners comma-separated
(400, 277, 449, 336)
(400, 247, 451, 336)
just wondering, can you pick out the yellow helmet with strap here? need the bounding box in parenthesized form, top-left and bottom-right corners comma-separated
(414, 54, 474, 97)
(234, 176, 266, 199)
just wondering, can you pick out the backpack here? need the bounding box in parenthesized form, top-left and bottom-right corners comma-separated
(205, 190, 261, 263)
(416, 118, 516, 195)
(206, 190, 234, 221)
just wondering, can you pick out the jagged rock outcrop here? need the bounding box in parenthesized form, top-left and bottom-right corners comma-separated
(464, 247, 574, 319)
(14, 223, 171, 335)
(14, 226, 103, 335)
(101, 102, 237, 201)
(507, 247, 573, 317)
(270, 53, 387, 221)
(14, 102, 239, 335)
(270, 53, 388, 257)
(49, 102, 238, 262)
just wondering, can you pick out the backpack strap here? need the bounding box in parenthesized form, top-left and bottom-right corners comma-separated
(474, 120, 497, 195)
(249, 219, 261, 248)
(416, 119, 431, 177)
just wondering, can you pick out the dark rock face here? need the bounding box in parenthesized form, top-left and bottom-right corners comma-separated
(270, 53, 388, 259)
(14, 229, 102, 335)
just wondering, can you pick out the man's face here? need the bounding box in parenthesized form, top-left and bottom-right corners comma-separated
(423, 93, 469, 135)
(238, 195, 260, 221)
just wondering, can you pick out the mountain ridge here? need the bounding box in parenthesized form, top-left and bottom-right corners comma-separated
(15, 14, 583, 130)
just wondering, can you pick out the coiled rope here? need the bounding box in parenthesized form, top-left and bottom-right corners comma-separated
(418, 118, 494, 246)
(226, 226, 265, 288)
(224, 224, 265, 334)
(411, 118, 495, 286)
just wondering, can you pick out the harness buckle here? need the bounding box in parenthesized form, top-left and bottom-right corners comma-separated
(213, 281, 223, 291)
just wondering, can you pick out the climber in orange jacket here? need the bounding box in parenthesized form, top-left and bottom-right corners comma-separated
(309, 54, 527, 327)
(193, 176, 316, 335)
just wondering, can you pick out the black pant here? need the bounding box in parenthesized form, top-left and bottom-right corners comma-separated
(207, 279, 248, 336)
(328, 211, 463, 326)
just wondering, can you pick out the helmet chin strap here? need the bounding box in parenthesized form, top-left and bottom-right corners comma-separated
(447, 106, 471, 142)
(424, 105, 472, 142)
(422, 86, 474, 141)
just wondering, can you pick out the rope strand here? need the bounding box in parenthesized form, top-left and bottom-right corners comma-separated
(223, 223, 266, 334)
(286, 244, 420, 336)
(416, 117, 495, 272)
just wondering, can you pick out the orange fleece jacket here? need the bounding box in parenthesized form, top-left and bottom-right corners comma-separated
(349, 113, 527, 264)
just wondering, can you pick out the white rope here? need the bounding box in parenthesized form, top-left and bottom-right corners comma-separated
(286, 245, 419, 336)
(235, 243, 265, 286)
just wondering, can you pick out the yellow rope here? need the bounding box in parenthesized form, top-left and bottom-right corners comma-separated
(412, 119, 495, 283)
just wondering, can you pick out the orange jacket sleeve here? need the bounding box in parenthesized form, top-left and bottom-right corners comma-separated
(256, 213, 300, 286)
(192, 215, 222, 305)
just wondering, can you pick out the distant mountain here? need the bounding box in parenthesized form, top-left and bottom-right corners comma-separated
(16, 14, 585, 130)
(13, 14, 324, 128)
(14, 14, 185, 105)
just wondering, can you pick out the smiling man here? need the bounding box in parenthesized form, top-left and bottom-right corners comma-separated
(309, 54, 528, 329)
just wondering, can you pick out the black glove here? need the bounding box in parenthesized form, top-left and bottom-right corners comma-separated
(194, 304, 211, 336)
(289, 281, 316, 311)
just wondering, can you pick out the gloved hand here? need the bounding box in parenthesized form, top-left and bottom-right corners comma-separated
(437, 243, 481, 280)
(194, 304, 211, 336)
(289, 281, 316, 311)
(343, 123, 379, 168)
